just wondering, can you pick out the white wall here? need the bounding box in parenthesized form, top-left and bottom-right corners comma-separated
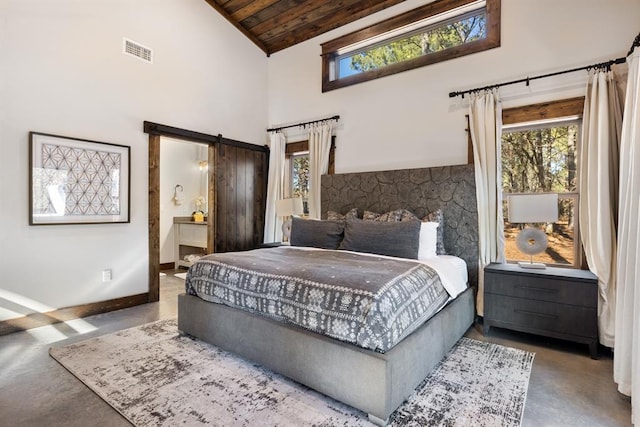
(0, 0, 267, 319)
(159, 138, 206, 265)
(267, 0, 640, 174)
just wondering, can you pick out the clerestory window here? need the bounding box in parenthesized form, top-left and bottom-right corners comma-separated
(321, 0, 501, 92)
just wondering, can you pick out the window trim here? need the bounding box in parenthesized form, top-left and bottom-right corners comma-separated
(501, 100, 585, 269)
(502, 97, 585, 126)
(321, 0, 501, 92)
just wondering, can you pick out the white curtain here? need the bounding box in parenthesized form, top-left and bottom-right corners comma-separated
(469, 89, 505, 316)
(614, 46, 640, 425)
(308, 122, 333, 219)
(579, 69, 623, 348)
(263, 132, 286, 243)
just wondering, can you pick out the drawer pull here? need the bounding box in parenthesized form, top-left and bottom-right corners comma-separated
(515, 285, 558, 294)
(514, 309, 558, 319)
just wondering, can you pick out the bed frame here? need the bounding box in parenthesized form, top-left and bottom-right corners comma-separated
(178, 164, 478, 425)
(178, 288, 473, 424)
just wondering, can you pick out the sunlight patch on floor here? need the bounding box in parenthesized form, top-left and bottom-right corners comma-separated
(25, 318, 98, 344)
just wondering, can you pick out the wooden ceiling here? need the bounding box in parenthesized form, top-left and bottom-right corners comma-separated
(204, 0, 407, 56)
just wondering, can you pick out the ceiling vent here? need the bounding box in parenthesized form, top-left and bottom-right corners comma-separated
(123, 38, 153, 64)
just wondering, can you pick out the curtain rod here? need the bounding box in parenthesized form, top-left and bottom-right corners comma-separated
(267, 115, 340, 132)
(448, 56, 627, 99)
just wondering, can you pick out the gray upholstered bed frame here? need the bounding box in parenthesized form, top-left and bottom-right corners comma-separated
(178, 164, 478, 425)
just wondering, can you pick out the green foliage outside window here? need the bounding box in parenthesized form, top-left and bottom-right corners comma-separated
(341, 13, 486, 77)
(292, 154, 309, 210)
(502, 125, 578, 194)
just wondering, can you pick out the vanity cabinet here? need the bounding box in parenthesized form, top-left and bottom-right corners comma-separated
(174, 217, 208, 269)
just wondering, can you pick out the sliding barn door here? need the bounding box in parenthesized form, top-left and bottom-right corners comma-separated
(215, 143, 268, 252)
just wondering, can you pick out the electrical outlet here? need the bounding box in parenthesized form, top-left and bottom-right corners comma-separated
(102, 269, 112, 282)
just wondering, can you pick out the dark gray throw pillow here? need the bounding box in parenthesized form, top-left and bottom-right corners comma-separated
(339, 217, 421, 259)
(290, 217, 345, 250)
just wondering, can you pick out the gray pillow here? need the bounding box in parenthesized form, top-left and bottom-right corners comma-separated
(290, 217, 344, 250)
(339, 217, 421, 259)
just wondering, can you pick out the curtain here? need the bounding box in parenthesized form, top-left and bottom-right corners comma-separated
(308, 122, 333, 219)
(263, 132, 286, 243)
(579, 69, 623, 348)
(614, 46, 640, 425)
(469, 89, 505, 316)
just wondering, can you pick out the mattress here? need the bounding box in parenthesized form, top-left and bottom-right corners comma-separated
(185, 247, 467, 352)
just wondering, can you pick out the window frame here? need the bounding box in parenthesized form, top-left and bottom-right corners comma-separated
(321, 0, 501, 92)
(501, 97, 585, 269)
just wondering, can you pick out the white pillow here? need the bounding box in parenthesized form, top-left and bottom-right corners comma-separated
(418, 221, 439, 260)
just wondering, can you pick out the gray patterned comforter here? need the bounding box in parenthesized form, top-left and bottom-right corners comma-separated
(185, 247, 450, 352)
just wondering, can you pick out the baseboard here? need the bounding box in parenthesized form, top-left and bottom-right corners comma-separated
(0, 292, 150, 336)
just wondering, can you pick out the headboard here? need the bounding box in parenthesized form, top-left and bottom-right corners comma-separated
(321, 164, 479, 288)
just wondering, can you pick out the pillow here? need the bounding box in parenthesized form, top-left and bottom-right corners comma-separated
(418, 221, 439, 260)
(326, 208, 359, 221)
(423, 209, 446, 255)
(290, 217, 344, 250)
(363, 208, 418, 222)
(339, 217, 421, 259)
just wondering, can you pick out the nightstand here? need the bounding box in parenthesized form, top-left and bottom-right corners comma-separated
(483, 263, 598, 358)
(259, 242, 284, 248)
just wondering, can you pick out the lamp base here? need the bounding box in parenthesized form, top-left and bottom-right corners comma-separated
(518, 261, 547, 269)
(281, 218, 292, 242)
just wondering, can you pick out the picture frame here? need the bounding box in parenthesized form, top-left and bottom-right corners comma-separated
(29, 132, 131, 225)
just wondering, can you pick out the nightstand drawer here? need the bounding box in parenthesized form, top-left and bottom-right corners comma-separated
(486, 294, 597, 339)
(485, 272, 597, 307)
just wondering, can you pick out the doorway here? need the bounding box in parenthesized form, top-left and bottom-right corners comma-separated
(145, 122, 268, 303)
(146, 125, 216, 303)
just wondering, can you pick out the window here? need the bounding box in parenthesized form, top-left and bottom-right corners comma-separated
(321, 0, 501, 92)
(285, 138, 336, 215)
(501, 98, 584, 268)
(291, 152, 310, 214)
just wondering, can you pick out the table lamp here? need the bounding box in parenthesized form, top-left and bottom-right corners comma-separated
(508, 193, 558, 269)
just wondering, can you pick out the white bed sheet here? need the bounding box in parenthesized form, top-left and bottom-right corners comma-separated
(418, 255, 468, 298)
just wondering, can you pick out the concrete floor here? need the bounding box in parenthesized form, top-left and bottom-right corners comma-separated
(0, 272, 632, 426)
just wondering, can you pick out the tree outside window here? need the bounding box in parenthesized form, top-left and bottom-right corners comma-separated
(291, 153, 310, 214)
(502, 120, 580, 267)
(341, 12, 486, 78)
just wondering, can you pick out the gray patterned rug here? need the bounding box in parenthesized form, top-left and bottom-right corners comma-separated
(50, 319, 534, 426)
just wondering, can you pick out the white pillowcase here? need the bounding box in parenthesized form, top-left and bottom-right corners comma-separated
(418, 221, 439, 260)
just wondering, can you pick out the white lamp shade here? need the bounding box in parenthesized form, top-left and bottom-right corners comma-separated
(508, 194, 559, 223)
(276, 197, 304, 217)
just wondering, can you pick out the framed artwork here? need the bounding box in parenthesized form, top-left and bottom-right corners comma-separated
(29, 132, 130, 225)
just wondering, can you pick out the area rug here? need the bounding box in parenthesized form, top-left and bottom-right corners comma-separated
(174, 272, 187, 280)
(50, 319, 534, 426)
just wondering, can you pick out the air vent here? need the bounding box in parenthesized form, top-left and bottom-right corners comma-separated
(123, 38, 153, 64)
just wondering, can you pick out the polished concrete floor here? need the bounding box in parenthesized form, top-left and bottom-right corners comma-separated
(0, 272, 632, 426)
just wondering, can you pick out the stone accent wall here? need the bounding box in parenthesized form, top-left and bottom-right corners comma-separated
(321, 164, 479, 287)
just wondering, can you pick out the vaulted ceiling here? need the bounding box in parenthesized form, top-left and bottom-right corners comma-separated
(204, 0, 407, 56)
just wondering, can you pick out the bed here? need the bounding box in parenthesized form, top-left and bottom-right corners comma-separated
(178, 164, 479, 425)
